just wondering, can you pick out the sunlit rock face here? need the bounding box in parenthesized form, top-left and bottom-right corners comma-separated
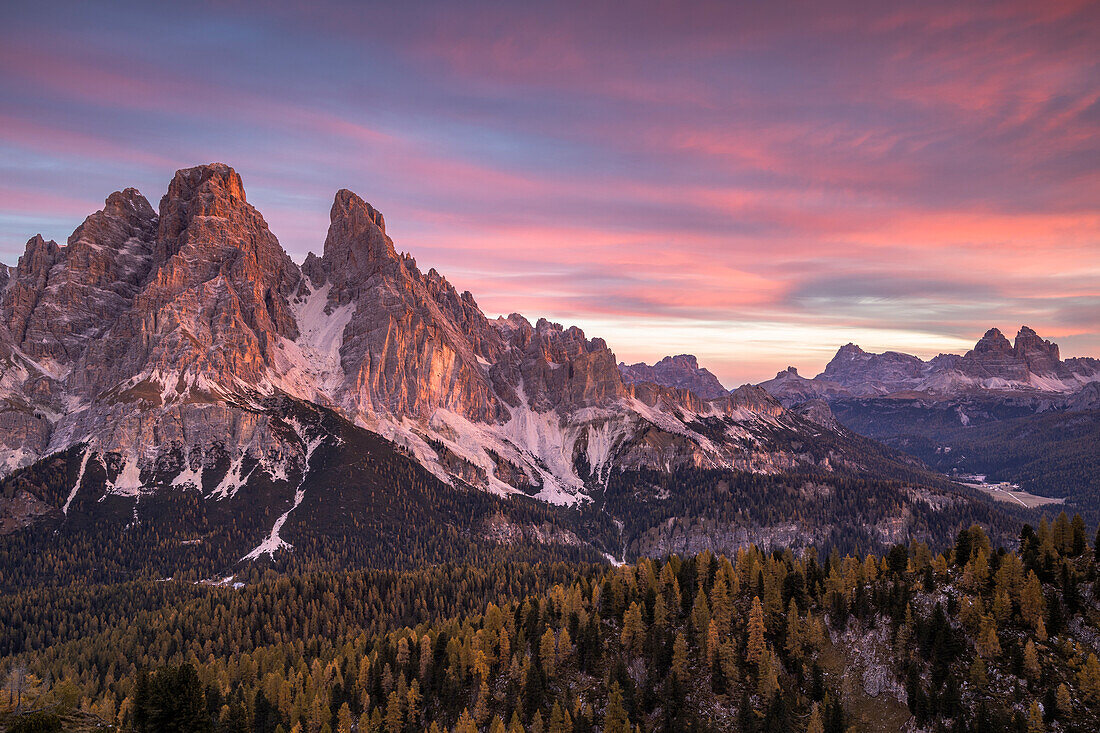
(0, 163, 879, 529)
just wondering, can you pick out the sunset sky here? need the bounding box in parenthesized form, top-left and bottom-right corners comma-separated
(1, 0, 1097, 385)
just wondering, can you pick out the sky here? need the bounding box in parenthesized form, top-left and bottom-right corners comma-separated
(1, 0, 1097, 386)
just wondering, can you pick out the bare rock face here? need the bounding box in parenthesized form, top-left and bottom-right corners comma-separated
(2, 235, 62, 351)
(72, 164, 301, 400)
(957, 327, 1029, 381)
(489, 316, 626, 412)
(307, 188, 503, 422)
(618, 354, 728, 400)
(16, 190, 157, 366)
(793, 399, 839, 430)
(1013, 326, 1060, 375)
(758, 366, 844, 406)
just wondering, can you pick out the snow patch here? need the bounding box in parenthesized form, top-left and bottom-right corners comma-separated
(62, 448, 90, 515)
(107, 453, 144, 496)
(242, 422, 325, 560)
(271, 283, 355, 401)
(209, 453, 254, 500)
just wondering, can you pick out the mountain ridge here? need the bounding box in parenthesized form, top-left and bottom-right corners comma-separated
(0, 163, 938, 552)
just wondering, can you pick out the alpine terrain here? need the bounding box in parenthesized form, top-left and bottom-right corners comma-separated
(0, 164, 1027, 575)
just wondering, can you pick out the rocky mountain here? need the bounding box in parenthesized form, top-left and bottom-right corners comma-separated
(0, 163, 946, 555)
(618, 354, 728, 399)
(760, 327, 1100, 405)
(758, 329, 1100, 524)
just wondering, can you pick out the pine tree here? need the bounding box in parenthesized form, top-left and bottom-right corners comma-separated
(454, 709, 477, 733)
(691, 586, 711, 648)
(1055, 683, 1072, 717)
(1070, 514, 1087, 556)
(336, 703, 353, 733)
(1020, 571, 1046, 632)
(384, 691, 402, 733)
(396, 637, 410, 671)
(785, 598, 802, 659)
(540, 628, 557, 678)
(969, 657, 987, 690)
(706, 620, 720, 667)
(407, 679, 421, 729)
(757, 649, 779, 704)
(976, 614, 1001, 659)
(710, 577, 732, 635)
(1078, 653, 1100, 702)
(548, 701, 569, 733)
(556, 627, 572, 670)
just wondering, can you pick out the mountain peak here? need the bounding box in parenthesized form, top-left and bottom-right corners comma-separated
(972, 327, 1012, 354)
(103, 188, 156, 220)
(1013, 325, 1060, 370)
(155, 163, 266, 264)
(658, 354, 700, 370)
(163, 162, 246, 205)
(322, 189, 397, 276)
(333, 189, 385, 233)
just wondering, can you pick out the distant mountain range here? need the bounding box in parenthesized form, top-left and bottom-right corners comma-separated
(757, 327, 1100, 405)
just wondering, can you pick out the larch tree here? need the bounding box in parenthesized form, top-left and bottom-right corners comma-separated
(746, 597, 767, 666)
(1027, 699, 1044, 733)
(1020, 571, 1046, 632)
(621, 602, 645, 656)
(806, 702, 825, 733)
(540, 628, 557, 678)
(671, 632, 689, 682)
(1023, 640, 1041, 681)
(604, 682, 630, 733)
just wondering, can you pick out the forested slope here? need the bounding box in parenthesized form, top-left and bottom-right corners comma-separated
(3, 516, 1100, 732)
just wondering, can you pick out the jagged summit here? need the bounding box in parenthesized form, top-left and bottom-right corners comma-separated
(970, 327, 1012, 355)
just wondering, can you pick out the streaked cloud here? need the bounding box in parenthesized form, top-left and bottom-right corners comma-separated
(0, 0, 1096, 383)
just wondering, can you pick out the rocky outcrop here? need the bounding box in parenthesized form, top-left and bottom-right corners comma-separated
(618, 354, 727, 400)
(793, 399, 839, 430)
